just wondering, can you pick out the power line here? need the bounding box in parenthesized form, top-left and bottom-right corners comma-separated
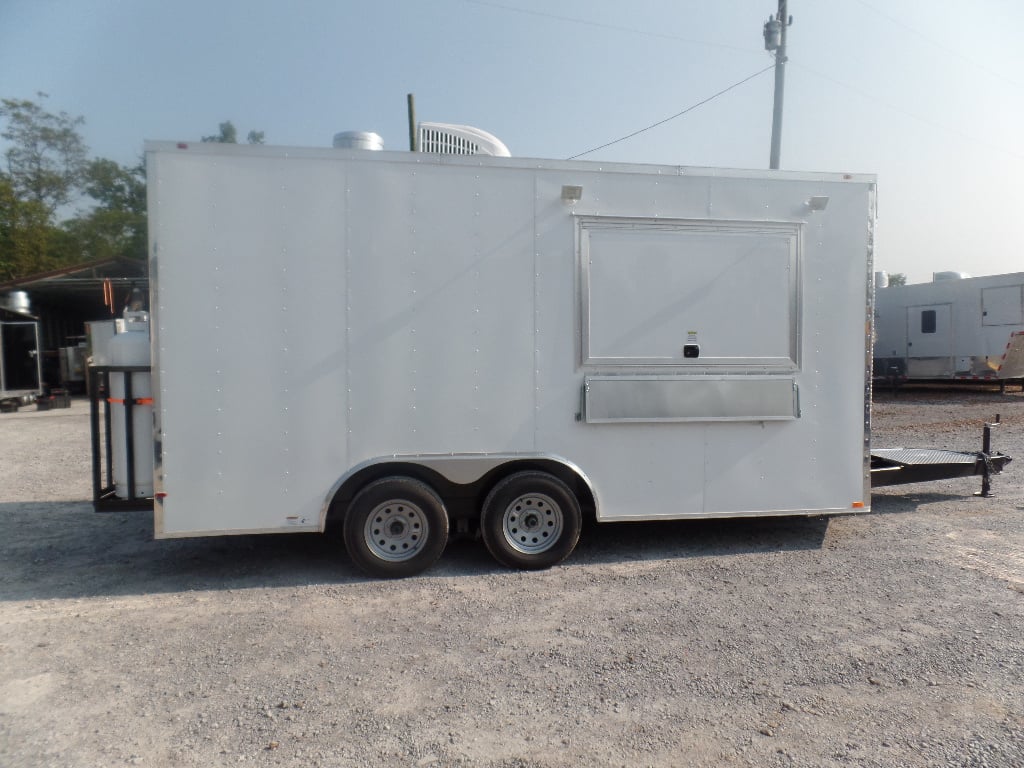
(462, 0, 774, 161)
(466, 0, 1020, 164)
(851, 0, 1022, 89)
(567, 64, 775, 160)
(789, 59, 1024, 162)
(463, 0, 758, 56)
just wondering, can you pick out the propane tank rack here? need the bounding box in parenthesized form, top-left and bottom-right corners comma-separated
(89, 365, 154, 512)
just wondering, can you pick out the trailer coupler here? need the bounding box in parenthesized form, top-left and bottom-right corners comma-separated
(870, 415, 1011, 493)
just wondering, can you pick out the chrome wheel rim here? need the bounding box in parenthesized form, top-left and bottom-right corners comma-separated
(501, 492, 563, 554)
(364, 500, 428, 562)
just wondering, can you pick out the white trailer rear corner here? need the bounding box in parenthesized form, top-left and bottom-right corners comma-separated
(98, 141, 879, 577)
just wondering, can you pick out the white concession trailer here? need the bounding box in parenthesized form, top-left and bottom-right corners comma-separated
(100, 140, 879, 577)
(874, 272, 1024, 388)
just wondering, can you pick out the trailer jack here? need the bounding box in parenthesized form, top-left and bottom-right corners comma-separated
(975, 415, 1001, 497)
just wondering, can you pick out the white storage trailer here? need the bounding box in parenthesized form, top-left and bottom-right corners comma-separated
(106, 141, 879, 577)
(874, 272, 1024, 387)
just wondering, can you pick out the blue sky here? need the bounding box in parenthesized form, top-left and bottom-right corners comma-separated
(1, 0, 1021, 283)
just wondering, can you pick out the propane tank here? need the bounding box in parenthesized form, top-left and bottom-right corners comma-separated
(109, 310, 153, 498)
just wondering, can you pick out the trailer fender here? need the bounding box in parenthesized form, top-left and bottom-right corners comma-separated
(319, 454, 600, 531)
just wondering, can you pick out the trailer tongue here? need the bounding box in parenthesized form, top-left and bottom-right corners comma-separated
(870, 448, 1011, 487)
(870, 417, 1011, 494)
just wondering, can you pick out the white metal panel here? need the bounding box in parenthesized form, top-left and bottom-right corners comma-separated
(580, 219, 799, 368)
(982, 284, 1023, 326)
(151, 149, 348, 536)
(344, 160, 537, 457)
(702, 178, 873, 516)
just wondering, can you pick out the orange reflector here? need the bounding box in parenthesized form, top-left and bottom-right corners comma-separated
(852, 501, 865, 508)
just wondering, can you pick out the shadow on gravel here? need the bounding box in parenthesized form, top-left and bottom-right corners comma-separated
(868, 490, 985, 514)
(574, 514, 829, 564)
(0, 500, 830, 602)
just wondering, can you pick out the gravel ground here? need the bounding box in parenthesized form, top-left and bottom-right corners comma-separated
(1, 389, 1022, 768)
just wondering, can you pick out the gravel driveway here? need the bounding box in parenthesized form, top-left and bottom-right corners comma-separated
(1, 390, 1022, 767)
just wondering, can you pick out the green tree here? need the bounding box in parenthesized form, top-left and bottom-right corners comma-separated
(64, 158, 147, 262)
(1, 100, 269, 279)
(0, 94, 150, 278)
(202, 120, 238, 144)
(83, 158, 145, 213)
(0, 174, 52, 280)
(0, 94, 93, 278)
(0, 93, 88, 216)
(887, 273, 907, 287)
(202, 120, 265, 144)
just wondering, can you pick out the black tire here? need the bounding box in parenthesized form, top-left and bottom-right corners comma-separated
(480, 471, 582, 570)
(342, 476, 449, 578)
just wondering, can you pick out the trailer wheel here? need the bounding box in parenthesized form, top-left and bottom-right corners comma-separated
(343, 477, 449, 578)
(481, 471, 582, 570)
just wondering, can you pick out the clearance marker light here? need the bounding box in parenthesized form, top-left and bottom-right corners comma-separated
(851, 501, 865, 508)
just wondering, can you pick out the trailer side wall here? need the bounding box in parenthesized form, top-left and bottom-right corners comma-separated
(147, 143, 875, 536)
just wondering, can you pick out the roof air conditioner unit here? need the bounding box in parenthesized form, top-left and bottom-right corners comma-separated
(417, 122, 511, 157)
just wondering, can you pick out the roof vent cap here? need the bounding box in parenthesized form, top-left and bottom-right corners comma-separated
(332, 131, 384, 151)
(933, 271, 971, 282)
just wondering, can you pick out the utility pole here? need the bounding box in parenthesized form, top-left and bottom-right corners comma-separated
(763, 0, 791, 169)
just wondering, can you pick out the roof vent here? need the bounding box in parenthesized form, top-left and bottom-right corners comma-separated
(332, 131, 384, 151)
(417, 122, 510, 157)
(933, 271, 971, 282)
